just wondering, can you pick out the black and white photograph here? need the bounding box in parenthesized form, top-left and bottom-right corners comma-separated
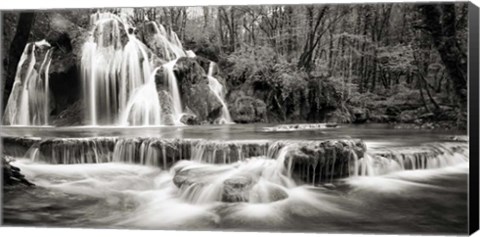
(0, 1, 478, 235)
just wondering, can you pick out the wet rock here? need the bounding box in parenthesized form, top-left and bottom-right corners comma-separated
(185, 80, 223, 123)
(174, 57, 223, 123)
(137, 21, 180, 61)
(250, 183, 289, 203)
(157, 90, 175, 125)
(283, 140, 366, 183)
(221, 176, 253, 202)
(2, 156, 34, 187)
(172, 172, 193, 188)
(180, 113, 199, 125)
(174, 57, 207, 87)
(229, 94, 267, 123)
(194, 56, 212, 74)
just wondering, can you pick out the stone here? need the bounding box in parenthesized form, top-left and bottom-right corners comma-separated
(180, 113, 199, 125)
(2, 156, 34, 187)
(221, 176, 253, 202)
(137, 21, 178, 61)
(174, 57, 224, 123)
(283, 140, 366, 183)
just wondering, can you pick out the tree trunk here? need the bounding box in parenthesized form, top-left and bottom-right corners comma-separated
(418, 4, 467, 110)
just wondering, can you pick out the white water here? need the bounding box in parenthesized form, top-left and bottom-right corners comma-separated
(119, 67, 163, 126)
(8, 141, 469, 231)
(351, 142, 469, 176)
(5, 12, 229, 127)
(3, 40, 52, 126)
(207, 62, 233, 124)
(81, 13, 190, 126)
(162, 59, 184, 124)
(148, 21, 186, 60)
(81, 13, 152, 125)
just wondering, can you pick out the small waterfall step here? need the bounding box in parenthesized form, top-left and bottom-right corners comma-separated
(359, 142, 469, 176)
(1, 136, 468, 184)
(2, 136, 364, 171)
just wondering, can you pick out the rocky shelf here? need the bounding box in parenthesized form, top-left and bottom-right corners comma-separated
(1, 136, 468, 185)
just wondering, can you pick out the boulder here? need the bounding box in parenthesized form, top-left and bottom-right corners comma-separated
(283, 140, 366, 183)
(2, 156, 34, 187)
(157, 90, 175, 125)
(180, 113, 199, 125)
(172, 165, 288, 203)
(174, 57, 224, 123)
(174, 57, 207, 87)
(249, 182, 289, 203)
(221, 176, 253, 202)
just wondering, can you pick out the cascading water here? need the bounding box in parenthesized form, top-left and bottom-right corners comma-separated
(5, 11, 227, 127)
(146, 21, 186, 60)
(162, 59, 184, 124)
(2, 129, 470, 232)
(81, 12, 154, 125)
(3, 40, 53, 126)
(119, 67, 163, 126)
(81, 13, 193, 126)
(207, 62, 233, 124)
(8, 135, 469, 185)
(351, 142, 469, 176)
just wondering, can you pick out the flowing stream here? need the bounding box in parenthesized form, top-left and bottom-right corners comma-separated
(1, 124, 469, 234)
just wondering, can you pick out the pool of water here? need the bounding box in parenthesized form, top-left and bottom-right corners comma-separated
(0, 123, 466, 148)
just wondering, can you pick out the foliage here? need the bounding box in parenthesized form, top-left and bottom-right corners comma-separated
(2, 3, 468, 128)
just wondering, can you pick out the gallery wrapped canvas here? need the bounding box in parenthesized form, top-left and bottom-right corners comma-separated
(1, 1, 479, 235)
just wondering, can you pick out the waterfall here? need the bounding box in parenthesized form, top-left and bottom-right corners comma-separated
(81, 12, 155, 125)
(162, 59, 184, 124)
(81, 13, 193, 126)
(351, 142, 469, 176)
(119, 67, 163, 126)
(3, 40, 52, 126)
(6, 134, 468, 186)
(148, 22, 186, 60)
(173, 143, 296, 204)
(5, 11, 229, 127)
(207, 62, 233, 124)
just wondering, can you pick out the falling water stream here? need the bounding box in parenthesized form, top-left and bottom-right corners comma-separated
(4, 11, 232, 127)
(207, 62, 233, 124)
(3, 40, 53, 126)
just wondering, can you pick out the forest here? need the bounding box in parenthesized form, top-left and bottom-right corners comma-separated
(1, 3, 469, 129)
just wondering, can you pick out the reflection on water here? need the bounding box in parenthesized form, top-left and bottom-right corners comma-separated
(0, 123, 465, 146)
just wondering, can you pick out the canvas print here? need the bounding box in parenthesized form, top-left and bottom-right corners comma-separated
(1, 2, 472, 234)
